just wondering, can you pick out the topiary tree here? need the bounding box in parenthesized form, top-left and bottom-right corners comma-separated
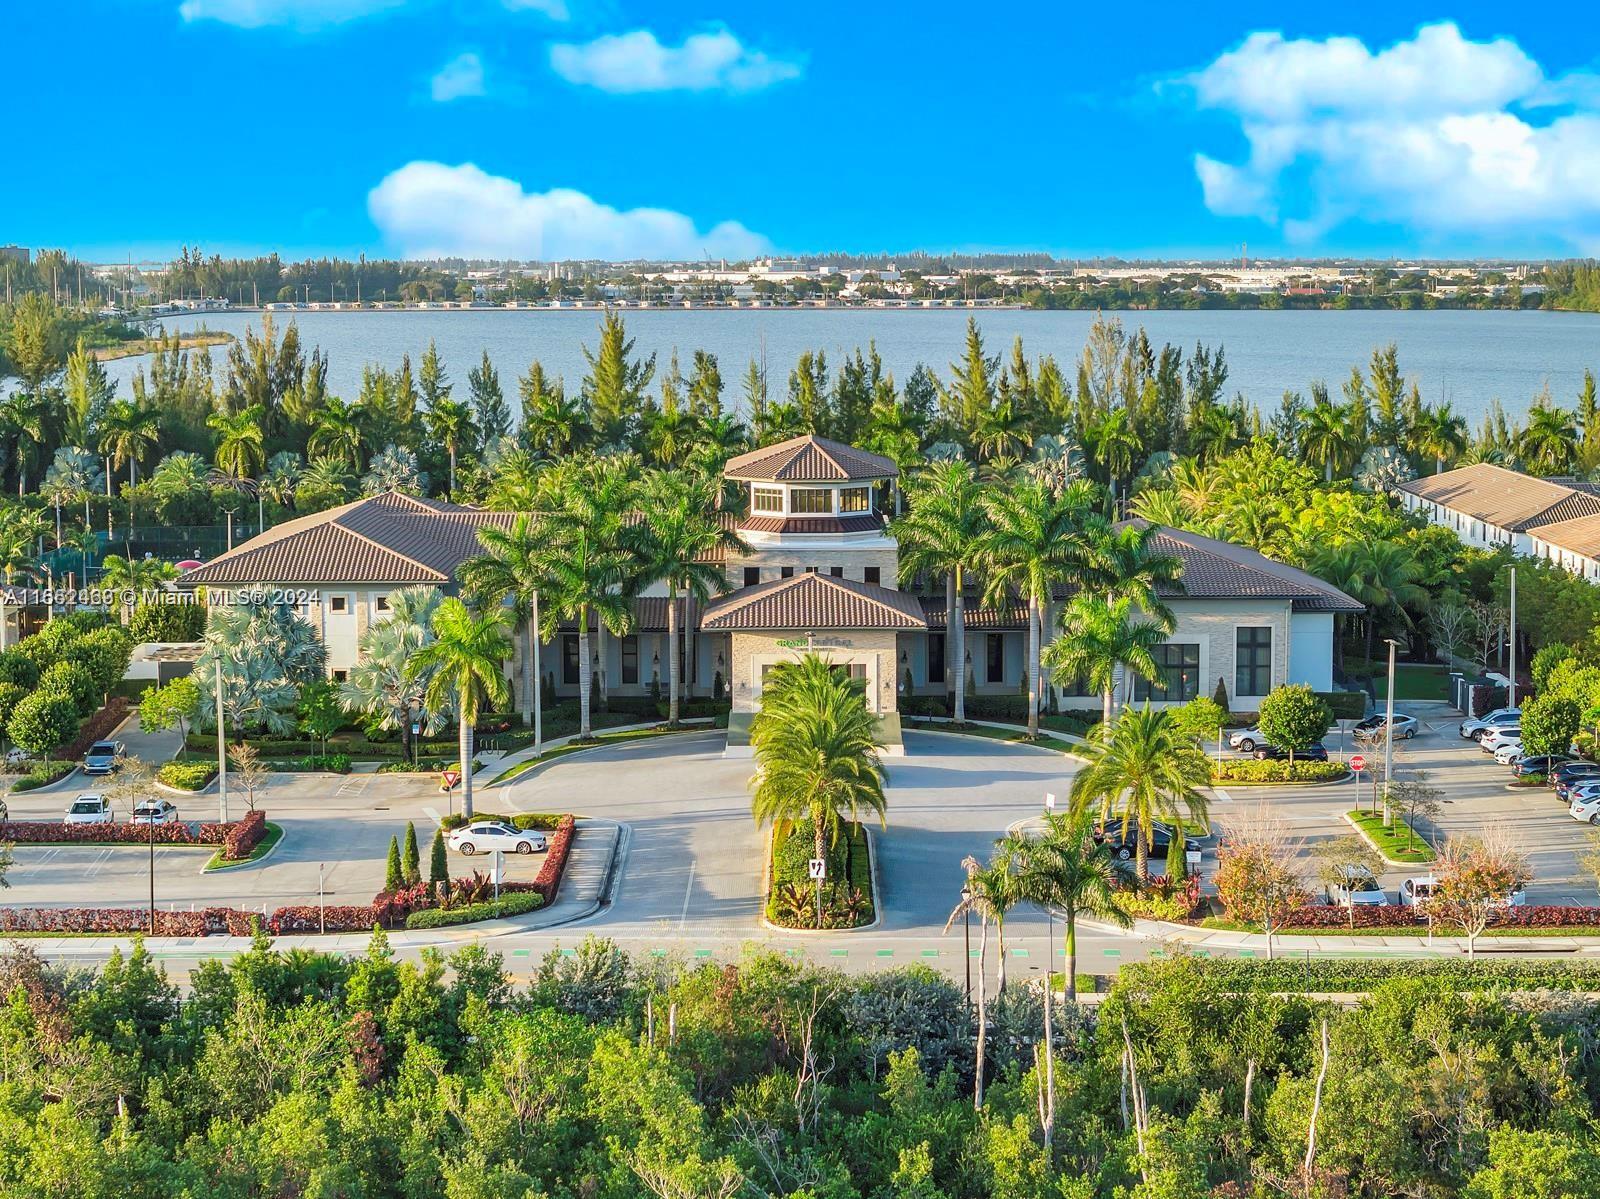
(8, 692, 80, 756)
(402, 821, 420, 885)
(0, 680, 26, 748)
(138, 676, 200, 743)
(38, 659, 99, 717)
(1531, 643, 1577, 696)
(128, 600, 208, 644)
(1256, 684, 1333, 768)
(1212, 676, 1230, 714)
(384, 835, 403, 893)
(1169, 696, 1226, 747)
(429, 826, 448, 886)
(62, 625, 135, 695)
(1520, 693, 1581, 758)
(0, 649, 40, 692)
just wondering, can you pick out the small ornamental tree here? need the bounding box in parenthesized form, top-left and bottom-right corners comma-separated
(1212, 676, 1230, 714)
(1256, 684, 1332, 768)
(1212, 808, 1308, 958)
(0, 649, 40, 691)
(1313, 835, 1384, 928)
(227, 742, 270, 813)
(8, 692, 79, 756)
(384, 835, 403, 893)
(1519, 694, 1581, 758)
(1427, 834, 1531, 959)
(138, 676, 201, 744)
(1530, 643, 1576, 695)
(1169, 696, 1226, 748)
(0, 681, 27, 749)
(38, 659, 98, 717)
(296, 680, 345, 756)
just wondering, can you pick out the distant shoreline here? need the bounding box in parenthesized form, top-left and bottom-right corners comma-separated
(94, 331, 234, 360)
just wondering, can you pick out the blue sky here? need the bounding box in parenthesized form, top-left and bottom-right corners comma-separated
(9, 1, 1600, 261)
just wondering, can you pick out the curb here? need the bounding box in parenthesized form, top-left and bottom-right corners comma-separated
(155, 777, 216, 797)
(489, 727, 717, 789)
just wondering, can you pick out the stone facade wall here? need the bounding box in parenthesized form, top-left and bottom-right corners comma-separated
(728, 630, 900, 715)
(724, 543, 899, 590)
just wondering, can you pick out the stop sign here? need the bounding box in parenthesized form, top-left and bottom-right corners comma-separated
(1350, 754, 1366, 772)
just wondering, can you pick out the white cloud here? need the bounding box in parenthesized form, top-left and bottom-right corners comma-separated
(430, 52, 486, 101)
(1184, 22, 1600, 247)
(549, 28, 802, 94)
(178, 0, 404, 30)
(368, 161, 770, 260)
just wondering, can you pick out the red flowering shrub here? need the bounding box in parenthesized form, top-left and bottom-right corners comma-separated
(57, 698, 130, 761)
(531, 815, 575, 903)
(1278, 904, 1423, 929)
(0, 820, 200, 845)
(0, 907, 207, 935)
(221, 811, 266, 860)
(268, 905, 382, 934)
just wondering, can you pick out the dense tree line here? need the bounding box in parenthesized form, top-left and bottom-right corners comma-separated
(3, 938, 1599, 1197)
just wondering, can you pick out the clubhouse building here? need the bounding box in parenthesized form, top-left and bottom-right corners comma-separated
(181, 434, 1362, 752)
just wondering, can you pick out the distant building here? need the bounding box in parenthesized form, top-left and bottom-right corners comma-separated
(0, 245, 29, 266)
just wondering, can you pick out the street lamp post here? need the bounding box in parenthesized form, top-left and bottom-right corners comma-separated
(961, 884, 972, 1003)
(215, 656, 229, 823)
(1383, 638, 1398, 827)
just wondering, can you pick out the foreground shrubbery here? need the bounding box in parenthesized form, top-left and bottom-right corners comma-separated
(3, 942, 1600, 1197)
(1212, 757, 1348, 782)
(156, 760, 215, 790)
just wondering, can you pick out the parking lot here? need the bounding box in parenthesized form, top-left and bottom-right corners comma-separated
(1217, 701, 1600, 906)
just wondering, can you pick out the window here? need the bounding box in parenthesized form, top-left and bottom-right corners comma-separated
(829, 567, 844, 578)
(1057, 674, 1096, 697)
(986, 634, 1005, 684)
(620, 635, 639, 685)
(1236, 627, 1272, 697)
(374, 595, 390, 613)
(562, 635, 580, 685)
(839, 486, 870, 512)
(864, 566, 881, 585)
(752, 486, 783, 513)
(928, 633, 946, 684)
(790, 488, 832, 514)
(743, 567, 760, 587)
(331, 669, 348, 682)
(780, 566, 795, 579)
(805, 566, 818, 573)
(1134, 643, 1200, 702)
(329, 595, 348, 614)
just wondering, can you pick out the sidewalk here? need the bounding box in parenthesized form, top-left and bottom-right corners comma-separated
(1093, 914, 1600, 956)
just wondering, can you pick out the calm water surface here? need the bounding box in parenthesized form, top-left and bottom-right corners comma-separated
(115, 308, 1600, 424)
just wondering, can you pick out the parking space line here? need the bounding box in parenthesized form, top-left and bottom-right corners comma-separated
(422, 806, 442, 826)
(677, 862, 695, 930)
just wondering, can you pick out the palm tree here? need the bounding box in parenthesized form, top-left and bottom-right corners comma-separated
(1085, 407, 1141, 507)
(409, 598, 512, 820)
(533, 522, 634, 740)
(98, 399, 159, 533)
(1411, 404, 1467, 474)
(1309, 538, 1426, 686)
(1519, 405, 1578, 475)
(209, 405, 268, 480)
(1188, 405, 1242, 464)
(978, 478, 1098, 738)
(295, 457, 355, 511)
(626, 471, 744, 725)
(521, 385, 588, 458)
(307, 397, 368, 473)
(1300, 399, 1358, 483)
(750, 654, 887, 928)
(972, 398, 1030, 465)
(427, 397, 477, 494)
(895, 460, 987, 723)
(41, 447, 102, 538)
(1043, 596, 1172, 727)
(0, 388, 49, 496)
(1022, 809, 1133, 1003)
(1068, 704, 1211, 883)
(461, 515, 549, 729)
(340, 585, 447, 762)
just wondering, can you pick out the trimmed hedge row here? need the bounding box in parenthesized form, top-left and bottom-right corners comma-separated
(1160, 955, 1600, 992)
(531, 815, 575, 904)
(405, 891, 544, 929)
(0, 811, 265, 856)
(438, 811, 566, 832)
(1277, 903, 1600, 930)
(223, 811, 267, 860)
(157, 761, 216, 790)
(1213, 758, 1348, 782)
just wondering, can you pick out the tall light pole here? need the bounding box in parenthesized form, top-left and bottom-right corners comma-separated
(532, 590, 543, 758)
(1383, 638, 1398, 828)
(1507, 563, 1518, 710)
(215, 656, 229, 823)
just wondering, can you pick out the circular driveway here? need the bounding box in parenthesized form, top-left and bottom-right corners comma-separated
(506, 728, 1081, 937)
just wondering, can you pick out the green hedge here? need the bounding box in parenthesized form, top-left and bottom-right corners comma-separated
(404, 891, 543, 929)
(10, 760, 76, 792)
(438, 811, 565, 832)
(1212, 759, 1348, 783)
(266, 754, 352, 773)
(1147, 956, 1600, 992)
(157, 761, 216, 790)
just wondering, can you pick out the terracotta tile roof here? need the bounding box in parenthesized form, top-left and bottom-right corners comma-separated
(921, 602, 1029, 629)
(1051, 522, 1364, 613)
(180, 492, 519, 585)
(1399, 463, 1600, 531)
(700, 572, 927, 631)
(737, 513, 885, 535)
(724, 434, 898, 482)
(1527, 511, 1600, 559)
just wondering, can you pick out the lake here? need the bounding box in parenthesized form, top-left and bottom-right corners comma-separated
(111, 308, 1600, 424)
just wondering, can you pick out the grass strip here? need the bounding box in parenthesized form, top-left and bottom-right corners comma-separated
(1346, 808, 1436, 864)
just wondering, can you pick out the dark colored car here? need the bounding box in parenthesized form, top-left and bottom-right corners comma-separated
(1552, 761, 1600, 785)
(1252, 743, 1331, 762)
(1513, 754, 1574, 778)
(1094, 821, 1204, 862)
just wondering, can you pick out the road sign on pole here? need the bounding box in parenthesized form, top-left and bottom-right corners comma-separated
(807, 858, 827, 881)
(441, 768, 461, 790)
(1350, 754, 1366, 773)
(1045, 792, 1057, 811)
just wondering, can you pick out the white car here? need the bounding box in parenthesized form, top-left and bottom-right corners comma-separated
(1493, 742, 1524, 765)
(131, 799, 179, 826)
(64, 794, 112, 825)
(4, 746, 30, 768)
(1228, 726, 1267, 752)
(1328, 864, 1388, 906)
(1461, 708, 1521, 739)
(1399, 877, 1436, 907)
(446, 821, 547, 856)
(1481, 726, 1522, 754)
(1572, 794, 1600, 823)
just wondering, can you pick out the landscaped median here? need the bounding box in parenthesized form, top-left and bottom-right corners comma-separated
(1210, 758, 1350, 784)
(0, 813, 576, 936)
(1345, 807, 1436, 865)
(764, 821, 876, 930)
